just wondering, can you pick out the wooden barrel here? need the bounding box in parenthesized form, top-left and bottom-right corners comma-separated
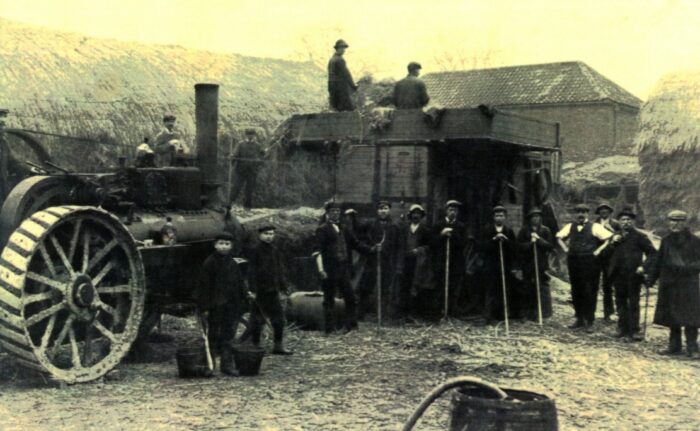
(286, 291, 346, 330)
(402, 376, 558, 431)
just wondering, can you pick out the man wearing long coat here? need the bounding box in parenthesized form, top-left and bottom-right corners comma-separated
(327, 39, 358, 112)
(517, 207, 555, 320)
(399, 204, 433, 318)
(646, 210, 700, 357)
(480, 205, 518, 321)
(432, 200, 468, 317)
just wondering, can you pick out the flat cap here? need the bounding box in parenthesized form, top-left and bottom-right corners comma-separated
(668, 210, 688, 221)
(215, 231, 234, 241)
(617, 207, 636, 219)
(257, 225, 276, 233)
(377, 200, 392, 208)
(244, 128, 257, 135)
(407, 62, 422, 71)
(409, 204, 425, 214)
(527, 207, 542, 218)
(492, 205, 507, 214)
(163, 114, 176, 121)
(334, 39, 349, 49)
(445, 200, 462, 208)
(573, 203, 590, 212)
(595, 202, 613, 214)
(324, 201, 342, 211)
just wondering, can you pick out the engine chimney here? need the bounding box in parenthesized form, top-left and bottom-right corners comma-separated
(194, 83, 220, 204)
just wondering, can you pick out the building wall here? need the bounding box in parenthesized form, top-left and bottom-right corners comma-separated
(502, 102, 638, 164)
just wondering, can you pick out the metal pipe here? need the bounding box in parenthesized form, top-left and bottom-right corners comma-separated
(194, 83, 220, 188)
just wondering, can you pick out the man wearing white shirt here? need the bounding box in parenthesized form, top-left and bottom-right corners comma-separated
(594, 202, 621, 322)
(557, 203, 613, 332)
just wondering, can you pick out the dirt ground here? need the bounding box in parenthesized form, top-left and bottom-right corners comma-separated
(0, 277, 699, 431)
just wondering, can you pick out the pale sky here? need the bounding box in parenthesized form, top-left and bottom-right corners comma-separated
(2, 0, 700, 99)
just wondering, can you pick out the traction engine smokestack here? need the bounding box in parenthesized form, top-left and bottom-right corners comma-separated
(194, 83, 220, 204)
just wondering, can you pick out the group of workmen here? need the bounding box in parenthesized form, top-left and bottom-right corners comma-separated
(328, 39, 430, 111)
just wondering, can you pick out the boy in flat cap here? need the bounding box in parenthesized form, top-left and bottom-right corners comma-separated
(432, 200, 469, 318)
(327, 39, 358, 112)
(196, 231, 251, 375)
(393, 62, 430, 109)
(358, 201, 404, 320)
(399, 204, 433, 318)
(480, 205, 518, 322)
(315, 202, 373, 333)
(230, 128, 266, 210)
(557, 204, 613, 333)
(607, 207, 656, 341)
(646, 210, 700, 357)
(517, 207, 555, 320)
(594, 202, 621, 322)
(248, 225, 293, 355)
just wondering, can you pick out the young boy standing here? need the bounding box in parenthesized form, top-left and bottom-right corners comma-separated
(248, 226, 293, 355)
(196, 231, 251, 375)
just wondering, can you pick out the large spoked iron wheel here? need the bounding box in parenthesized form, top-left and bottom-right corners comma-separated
(0, 206, 145, 383)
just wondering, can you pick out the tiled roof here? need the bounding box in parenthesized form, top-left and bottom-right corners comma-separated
(423, 61, 642, 109)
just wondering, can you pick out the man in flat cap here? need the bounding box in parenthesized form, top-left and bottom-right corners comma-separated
(153, 114, 187, 167)
(594, 202, 621, 322)
(315, 202, 374, 334)
(432, 200, 469, 318)
(248, 225, 293, 355)
(399, 204, 433, 318)
(557, 203, 613, 333)
(646, 210, 700, 357)
(607, 207, 656, 341)
(480, 205, 519, 322)
(517, 207, 555, 320)
(230, 128, 266, 210)
(393, 62, 430, 109)
(358, 201, 404, 320)
(327, 39, 358, 112)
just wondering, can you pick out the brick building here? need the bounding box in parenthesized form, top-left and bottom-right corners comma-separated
(423, 61, 641, 163)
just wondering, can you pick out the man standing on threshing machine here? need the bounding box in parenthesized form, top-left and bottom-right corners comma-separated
(594, 202, 621, 322)
(432, 200, 468, 318)
(480, 205, 519, 322)
(248, 226, 293, 355)
(399, 204, 433, 318)
(327, 39, 358, 112)
(229, 128, 265, 210)
(607, 207, 656, 342)
(517, 207, 555, 321)
(645, 210, 700, 358)
(358, 201, 404, 320)
(557, 204, 613, 333)
(153, 114, 188, 166)
(315, 202, 373, 334)
(393, 62, 430, 109)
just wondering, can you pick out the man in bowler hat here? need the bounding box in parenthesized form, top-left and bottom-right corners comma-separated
(327, 39, 358, 112)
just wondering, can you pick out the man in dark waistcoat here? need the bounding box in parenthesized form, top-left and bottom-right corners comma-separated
(358, 201, 404, 319)
(393, 62, 430, 109)
(432, 200, 468, 318)
(557, 204, 613, 332)
(480, 205, 518, 321)
(327, 39, 358, 112)
(315, 202, 373, 333)
(248, 226, 293, 355)
(646, 210, 700, 358)
(196, 231, 251, 375)
(399, 204, 433, 318)
(608, 207, 656, 341)
(517, 207, 555, 320)
(230, 128, 265, 209)
(594, 202, 621, 322)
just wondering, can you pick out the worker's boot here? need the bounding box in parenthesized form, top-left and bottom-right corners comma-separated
(659, 328, 683, 355)
(323, 308, 336, 335)
(272, 340, 293, 355)
(219, 348, 238, 376)
(568, 318, 585, 330)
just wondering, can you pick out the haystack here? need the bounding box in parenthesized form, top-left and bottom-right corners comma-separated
(635, 70, 700, 231)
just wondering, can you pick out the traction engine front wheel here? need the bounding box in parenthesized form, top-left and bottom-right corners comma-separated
(0, 206, 145, 383)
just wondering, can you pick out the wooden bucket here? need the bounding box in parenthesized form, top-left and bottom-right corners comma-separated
(403, 376, 558, 431)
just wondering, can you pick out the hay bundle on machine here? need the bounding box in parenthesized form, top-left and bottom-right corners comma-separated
(636, 70, 700, 232)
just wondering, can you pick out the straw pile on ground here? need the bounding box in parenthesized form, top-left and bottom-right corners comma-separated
(635, 70, 700, 231)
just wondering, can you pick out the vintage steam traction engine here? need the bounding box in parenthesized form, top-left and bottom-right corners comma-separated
(0, 84, 237, 383)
